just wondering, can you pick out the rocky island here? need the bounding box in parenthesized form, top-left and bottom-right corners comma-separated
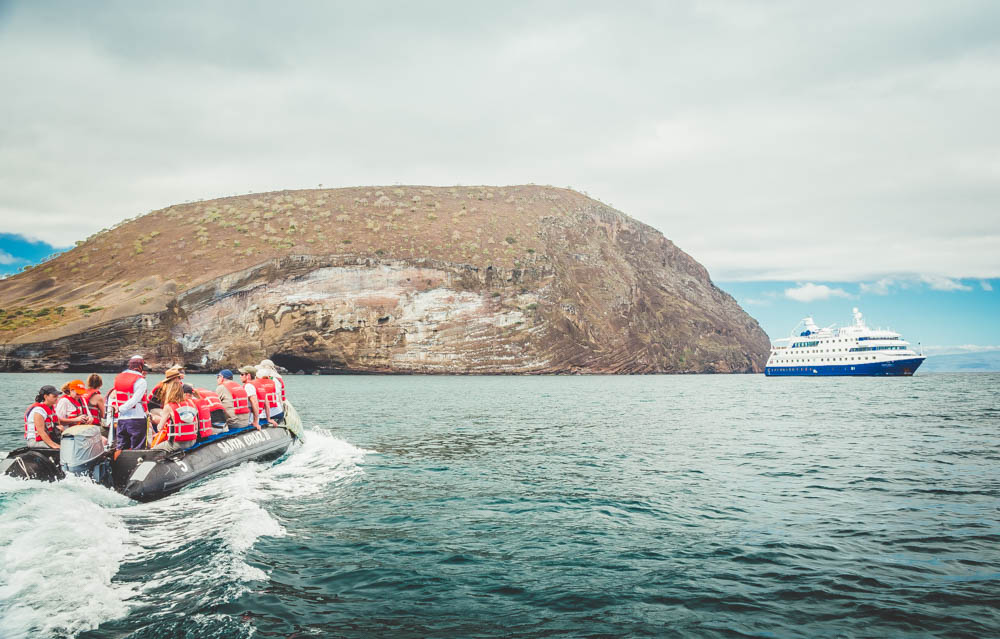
(0, 186, 769, 373)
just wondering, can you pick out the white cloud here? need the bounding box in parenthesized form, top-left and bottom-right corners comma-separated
(860, 277, 895, 295)
(0, 2, 997, 285)
(919, 275, 972, 291)
(784, 283, 851, 303)
(0, 250, 19, 265)
(859, 274, 979, 294)
(981, 280, 994, 291)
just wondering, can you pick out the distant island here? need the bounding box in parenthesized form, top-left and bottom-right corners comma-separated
(0, 186, 768, 374)
(920, 351, 1000, 373)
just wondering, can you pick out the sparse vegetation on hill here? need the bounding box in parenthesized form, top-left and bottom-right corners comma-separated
(0, 185, 770, 374)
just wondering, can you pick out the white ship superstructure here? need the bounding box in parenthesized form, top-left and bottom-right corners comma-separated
(765, 308, 924, 376)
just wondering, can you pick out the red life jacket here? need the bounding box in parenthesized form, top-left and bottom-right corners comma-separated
(274, 377, 287, 403)
(24, 402, 58, 442)
(111, 370, 148, 412)
(60, 393, 86, 420)
(249, 378, 278, 412)
(190, 397, 215, 438)
(195, 389, 225, 413)
(221, 380, 250, 414)
(164, 400, 199, 442)
(81, 389, 102, 419)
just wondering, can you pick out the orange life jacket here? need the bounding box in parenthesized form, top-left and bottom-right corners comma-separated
(24, 402, 58, 442)
(221, 380, 250, 414)
(111, 370, 148, 412)
(164, 400, 198, 442)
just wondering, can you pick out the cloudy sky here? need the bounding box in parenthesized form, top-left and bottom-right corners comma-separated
(1, 1, 997, 349)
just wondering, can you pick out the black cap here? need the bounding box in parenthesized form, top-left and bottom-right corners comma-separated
(182, 383, 194, 394)
(38, 385, 59, 397)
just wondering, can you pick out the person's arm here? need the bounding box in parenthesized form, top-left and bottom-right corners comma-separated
(56, 398, 84, 426)
(250, 396, 261, 429)
(35, 411, 59, 449)
(93, 395, 106, 419)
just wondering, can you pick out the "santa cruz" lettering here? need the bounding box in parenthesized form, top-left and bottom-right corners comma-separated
(217, 429, 272, 454)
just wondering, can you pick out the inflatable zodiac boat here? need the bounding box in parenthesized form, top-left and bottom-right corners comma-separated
(1, 424, 295, 502)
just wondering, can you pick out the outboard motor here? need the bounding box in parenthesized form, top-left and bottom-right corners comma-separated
(59, 425, 112, 487)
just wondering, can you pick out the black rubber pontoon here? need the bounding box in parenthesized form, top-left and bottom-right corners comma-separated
(2, 426, 294, 502)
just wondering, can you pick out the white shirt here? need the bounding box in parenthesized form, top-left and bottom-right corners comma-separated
(118, 374, 148, 419)
(55, 396, 79, 421)
(245, 383, 259, 424)
(264, 378, 284, 417)
(25, 406, 48, 439)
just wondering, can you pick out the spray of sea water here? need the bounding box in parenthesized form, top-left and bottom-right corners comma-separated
(0, 429, 367, 639)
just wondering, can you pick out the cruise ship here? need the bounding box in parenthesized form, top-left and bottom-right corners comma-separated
(765, 308, 924, 376)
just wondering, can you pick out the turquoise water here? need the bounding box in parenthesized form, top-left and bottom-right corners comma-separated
(1, 373, 998, 638)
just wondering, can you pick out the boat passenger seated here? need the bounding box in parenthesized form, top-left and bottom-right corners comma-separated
(151, 379, 199, 452)
(190, 386, 228, 436)
(24, 385, 62, 449)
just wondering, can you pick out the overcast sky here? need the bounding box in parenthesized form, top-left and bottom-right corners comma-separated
(2, 0, 999, 288)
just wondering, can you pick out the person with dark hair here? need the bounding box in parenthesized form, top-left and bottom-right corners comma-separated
(110, 355, 149, 450)
(24, 385, 62, 449)
(215, 369, 250, 429)
(83, 373, 106, 421)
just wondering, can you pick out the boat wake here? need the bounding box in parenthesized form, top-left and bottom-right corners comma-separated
(0, 428, 367, 639)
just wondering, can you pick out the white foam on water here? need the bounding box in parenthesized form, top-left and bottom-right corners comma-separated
(257, 429, 370, 498)
(0, 427, 368, 636)
(0, 475, 133, 639)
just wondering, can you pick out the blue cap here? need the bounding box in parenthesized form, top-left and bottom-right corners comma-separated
(218, 369, 233, 379)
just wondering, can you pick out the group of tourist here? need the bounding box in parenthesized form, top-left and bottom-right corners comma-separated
(23, 356, 288, 452)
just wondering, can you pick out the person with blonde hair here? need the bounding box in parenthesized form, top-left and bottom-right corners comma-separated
(152, 378, 199, 451)
(56, 379, 95, 428)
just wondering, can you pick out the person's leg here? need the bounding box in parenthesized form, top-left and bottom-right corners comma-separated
(271, 412, 285, 424)
(115, 420, 129, 449)
(126, 419, 147, 449)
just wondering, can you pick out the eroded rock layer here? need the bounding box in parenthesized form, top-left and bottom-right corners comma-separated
(0, 186, 769, 373)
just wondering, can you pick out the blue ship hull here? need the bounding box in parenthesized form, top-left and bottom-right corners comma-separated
(765, 357, 925, 377)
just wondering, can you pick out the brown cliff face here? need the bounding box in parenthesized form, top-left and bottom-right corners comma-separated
(0, 186, 769, 373)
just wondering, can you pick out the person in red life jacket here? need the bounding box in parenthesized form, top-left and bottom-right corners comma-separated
(24, 385, 62, 449)
(110, 355, 150, 450)
(56, 379, 96, 428)
(83, 373, 106, 422)
(183, 385, 217, 439)
(247, 367, 280, 428)
(215, 369, 250, 429)
(152, 379, 198, 451)
(258, 359, 287, 404)
(239, 365, 271, 430)
(255, 366, 285, 425)
(191, 385, 227, 434)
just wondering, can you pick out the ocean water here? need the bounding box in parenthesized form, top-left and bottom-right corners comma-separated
(1, 372, 998, 638)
